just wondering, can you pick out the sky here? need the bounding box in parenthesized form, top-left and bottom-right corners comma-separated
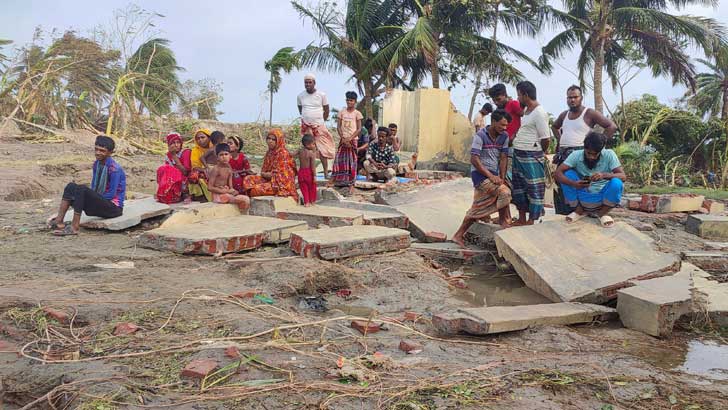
(3, 0, 727, 124)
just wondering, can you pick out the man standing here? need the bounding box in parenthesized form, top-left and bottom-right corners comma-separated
(551, 85, 617, 214)
(511, 81, 551, 225)
(488, 83, 523, 140)
(452, 109, 513, 247)
(297, 74, 335, 178)
(473, 103, 493, 132)
(554, 132, 626, 228)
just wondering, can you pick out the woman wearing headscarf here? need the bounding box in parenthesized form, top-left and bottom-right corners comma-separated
(188, 128, 213, 201)
(242, 129, 298, 200)
(156, 132, 192, 204)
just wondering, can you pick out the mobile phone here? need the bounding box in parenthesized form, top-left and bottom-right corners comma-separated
(581, 175, 591, 182)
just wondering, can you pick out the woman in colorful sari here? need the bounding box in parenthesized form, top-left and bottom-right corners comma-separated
(156, 133, 192, 204)
(242, 129, 298, 201)
(188, 128, 213, 201)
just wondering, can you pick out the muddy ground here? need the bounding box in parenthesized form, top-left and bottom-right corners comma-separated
(0, 135, 727, 410)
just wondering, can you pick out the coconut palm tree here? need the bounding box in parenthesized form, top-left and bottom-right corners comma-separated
(292, 0, 408, 117)
(265, 46, 300, 126)
(540, 0, 726, 113)
(0, 39, 12, 72)
(126, 38, 182, 115)
(688, 47, 728, 121)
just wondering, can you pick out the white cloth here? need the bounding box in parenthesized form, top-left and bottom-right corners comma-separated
(297, 90, 328, 125)
(473, 111, 487, 131)
(560, 107, 591, 148)
(512, 105, 550, 152)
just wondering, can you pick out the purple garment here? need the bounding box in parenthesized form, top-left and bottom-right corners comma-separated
(91, 157, 126, 208)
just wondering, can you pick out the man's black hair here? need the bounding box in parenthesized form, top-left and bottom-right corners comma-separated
(482, 103, 493, 113)
(302, 133, 315, 145)
(210, 130, 226, 144)
(584, 132, 606, 152)
(490, 109, 512, 124)
(215, 143, 231, 155)
(516, 81, 537, 100)
(567, 85, 582, 95)
(364, 118, 373, 130)
(388, 123, 398, 129)
(377, 126, 390, 135)
(488, 83, 507, 99)
(95, 135, 115, 151)
(345, 91, 358, 100)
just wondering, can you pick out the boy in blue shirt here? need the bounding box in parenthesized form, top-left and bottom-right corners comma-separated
(48, 135, 126, 235)
(452, 109, 513, 247)
(554, 131, 626, 228)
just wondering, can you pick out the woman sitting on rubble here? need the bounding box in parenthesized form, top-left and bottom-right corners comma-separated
(188, 128, 213, 201)
(156, 132, 191, 204)
(242, 128, 299, 201)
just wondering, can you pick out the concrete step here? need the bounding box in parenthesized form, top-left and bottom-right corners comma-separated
(495, 219, 680, 304)
(62, 197, 171, 230)
(276, 204, 365, 228)
(317, 200, 409, 229)
(139, 215, 308, 255)
(686, 214, 728, 240)
(290, 225, 411, 260)
(433, 302, 617, 335)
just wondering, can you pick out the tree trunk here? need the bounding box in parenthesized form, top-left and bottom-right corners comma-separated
(722, 83, 728, 122)
(269, 90, 274, 127)
(431, 37, 441, 89)
(137, 42, 157, 115)
(593, 38, 606, 113)
(467, 71, 482, 121)
(364, 80, 374, 118)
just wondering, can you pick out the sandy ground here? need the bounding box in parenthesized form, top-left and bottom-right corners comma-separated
(1, 137, 727, 409)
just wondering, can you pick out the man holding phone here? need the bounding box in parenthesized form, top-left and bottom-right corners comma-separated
(554, 132, 626, 228)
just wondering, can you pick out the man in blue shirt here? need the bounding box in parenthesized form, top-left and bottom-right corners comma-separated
(48, 135, 126, 235)
(554, 132, 626, 228)
(452, 109, 513, 247)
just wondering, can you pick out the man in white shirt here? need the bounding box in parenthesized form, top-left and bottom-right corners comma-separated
(473, 103, 493, 132)
(297, 74, 335, 178)
(511, 80, 551, 225)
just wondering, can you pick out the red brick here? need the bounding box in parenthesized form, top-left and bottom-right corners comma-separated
(43, 308, 69, 323)
(181, 359, 218, 379)
(399, 339, 423, 353)
(403, 311, 419, 322)
(628, 200, 641, 210)
(351, 320, 380, 335)
(113, 323, 139, 336)
(224, 346, 241, 358)
(232, 289, 261, 299)
(424, 231, 447, 243)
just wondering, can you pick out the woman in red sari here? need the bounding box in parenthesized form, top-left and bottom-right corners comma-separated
(156, 133, 192, 203)
(228, 135, 252, 192)
(243, 129, 298, 201)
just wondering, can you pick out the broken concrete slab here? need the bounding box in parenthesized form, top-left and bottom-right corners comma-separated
(495, 219, 680, 304)
(276, 204, 364, 228)
(317, 200, 409, 229)
(639, 194, 705, 213)
(704, 241, 728, 250)
(464, 222, 502, 247)
(139, 215, 308, 255)
(686, 214, 728, 240)
(249, 196, 298, 217)
(409, 242, 490, 264)
(691, 264, 728, 326)
(375, 178, 473, 240)
(63, 197, 170, 230)
(404, 170, 463, 180)
(702, 199, 725, 215)
(681, 251, 728, 273)
(433, 303, 616, 335)
(617, 271, 693, 337)
(290, 225, 410, 260)
(354, 180, 385, 190)
(163, 202, 241, 227)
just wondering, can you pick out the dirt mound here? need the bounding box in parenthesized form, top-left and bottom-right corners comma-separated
(238, 258, 363, 297)
(4, 179, 51, 201)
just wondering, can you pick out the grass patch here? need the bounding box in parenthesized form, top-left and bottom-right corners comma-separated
(631, 186, 728, 200)
(76, 397, 117, 410)
(3, 306, 54, 335)
(125, 352, 188, 386)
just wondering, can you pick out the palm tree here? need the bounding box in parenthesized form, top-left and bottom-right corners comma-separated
(688, 48, 728, 121)
(292, 0, 406, 117)
(264, 46, 300, 126)
(0, 39, 12, 72)
(126, 38, 182, 115)
(371, 0, 542, 90)
(540, 0, 726, 113)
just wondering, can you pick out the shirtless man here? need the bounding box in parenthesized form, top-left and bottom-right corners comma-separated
(207, 143, 250, 211)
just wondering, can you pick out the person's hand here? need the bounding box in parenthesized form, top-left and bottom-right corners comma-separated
(590, 172, 605, 181)
(489, 175, 503, 185)
(573, 179, 591, 189)
(262, 172, 272, 179)
(229, 189, 239, 195)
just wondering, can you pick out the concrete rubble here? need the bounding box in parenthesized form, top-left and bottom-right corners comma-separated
(409, 242, 490, 264)
(290, 225, 411, 260)
(494, 219, 680, 303)
(628, 193, 705, 213)
(691, 265, 728, 326)
(685, 214, 728, 240)
(433, 303, 616, 335)
(63, 197, 171, 230)
(681, 250, 728, 273)
(317, 199, 409, 229)
(138, 215, 308, 255)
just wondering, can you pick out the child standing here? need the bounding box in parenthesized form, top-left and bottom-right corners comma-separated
(228, 135, 252, 193)
(207, 143, 250, 211)
(297, 134, 317, 206)
(332, 91, 363, 194)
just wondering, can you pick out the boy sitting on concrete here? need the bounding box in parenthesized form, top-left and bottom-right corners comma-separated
(208, 143, 250, 211)
(48, 135, 126, 236)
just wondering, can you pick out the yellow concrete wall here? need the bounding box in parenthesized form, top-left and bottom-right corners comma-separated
(413, 88, 451, 162)
(382, 89, 417, 151)
(447, 107, 475, 164)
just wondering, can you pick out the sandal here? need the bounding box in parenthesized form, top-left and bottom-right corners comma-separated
(599, 215, 615, 228)
(46, 217, 64, 230)
(566, 212, 586, 224)
(52, 225, 78, 236)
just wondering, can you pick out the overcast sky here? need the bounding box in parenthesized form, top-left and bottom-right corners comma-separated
(4, 0, 727, 124)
